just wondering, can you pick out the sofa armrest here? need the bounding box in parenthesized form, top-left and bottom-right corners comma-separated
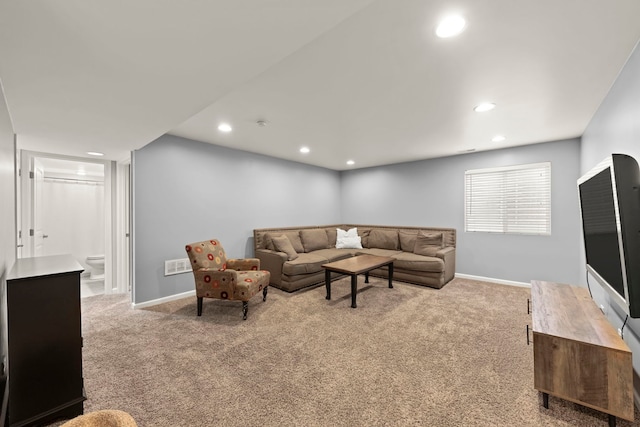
(227, 258, 260, 271)
(436, 246, 456, 283)
(255, 249, 286, 286)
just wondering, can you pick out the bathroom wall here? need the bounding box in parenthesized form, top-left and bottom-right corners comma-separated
(41, 177, 105, 271)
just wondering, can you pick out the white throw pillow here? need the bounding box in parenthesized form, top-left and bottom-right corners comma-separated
(336, 235, 363, 249)
(337, 227, 358, 239)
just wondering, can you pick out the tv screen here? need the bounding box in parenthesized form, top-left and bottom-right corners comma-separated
(578, 154, 640, 317)
(579, 167, 625, 297)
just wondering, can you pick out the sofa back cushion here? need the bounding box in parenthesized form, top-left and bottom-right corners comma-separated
(413, 231, 444, 257)
(300, 229, 330, 252)
(368, 229, 399, 250)
(399, 230, 418, 252)
(254, 225, 456, 253)
(353, 228, 370, 247)
(325, 228, 338, 247)
(271, 235, 299, 260)
(265, 231, 304, 253)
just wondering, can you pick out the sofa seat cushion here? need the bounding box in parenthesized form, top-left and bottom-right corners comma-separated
(356, 248, 403, 258)
(312, 248, 356, 262)
(282, 253, 330, 275)
(392, 252, 444, 272)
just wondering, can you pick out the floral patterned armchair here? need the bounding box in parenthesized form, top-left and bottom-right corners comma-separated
(185, 239, 270, 320)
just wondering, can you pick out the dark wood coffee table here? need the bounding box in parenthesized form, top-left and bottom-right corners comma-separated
(322, 254, 394, 308)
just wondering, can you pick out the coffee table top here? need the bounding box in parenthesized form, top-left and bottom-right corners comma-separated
(322, 254, 394, 275)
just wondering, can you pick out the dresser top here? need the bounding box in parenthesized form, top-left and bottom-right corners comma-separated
(7, 254, 84, 281)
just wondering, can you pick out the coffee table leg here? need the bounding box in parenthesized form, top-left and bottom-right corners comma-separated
(388, 263, 394, 288)
(351, 274, 357, 308)
(364, 271, 369, 283)
(325, 269, 331, 300)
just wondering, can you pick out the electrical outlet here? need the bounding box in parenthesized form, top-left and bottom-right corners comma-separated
(599, 304, 605, 313)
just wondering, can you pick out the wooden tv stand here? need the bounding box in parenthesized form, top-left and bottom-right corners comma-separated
(530, 280, 634, 426)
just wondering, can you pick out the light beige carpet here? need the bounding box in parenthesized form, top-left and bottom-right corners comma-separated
(48, 277, 639, 426)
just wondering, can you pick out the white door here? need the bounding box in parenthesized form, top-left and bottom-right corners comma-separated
(16, 147, 23, 258)
(32, 157, 46, 256)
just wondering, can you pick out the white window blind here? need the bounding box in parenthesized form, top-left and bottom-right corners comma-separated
(464, 162, 551, 235)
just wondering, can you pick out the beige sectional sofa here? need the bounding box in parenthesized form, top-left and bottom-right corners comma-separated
(253, 225, 456, 292)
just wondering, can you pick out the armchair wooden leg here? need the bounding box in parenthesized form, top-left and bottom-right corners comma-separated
(197, 297, 203, 316)
(242, 301, 248, 320)
(263, 286, 268, 302)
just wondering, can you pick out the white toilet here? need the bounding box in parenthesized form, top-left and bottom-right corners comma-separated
(85, 255, 105, 280)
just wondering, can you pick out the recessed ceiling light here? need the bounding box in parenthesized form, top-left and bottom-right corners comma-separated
(346, 160, 355, 166)
(474, 103, 496, 112)
(492, 135, 506, 142)
(218, 123, 232, 132)
(77, 170, 86, 176)
(300, 147, 310, 154)
(87, 151, 104, 156)
(435, 15, 466, 38)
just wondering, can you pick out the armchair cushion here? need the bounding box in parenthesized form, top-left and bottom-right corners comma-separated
(227, 258, 261, 270)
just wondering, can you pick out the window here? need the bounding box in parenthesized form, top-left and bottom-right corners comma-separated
(464, 162, 551, 235)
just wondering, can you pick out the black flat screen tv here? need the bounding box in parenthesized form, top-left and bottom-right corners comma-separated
(578, 154, 640, 317)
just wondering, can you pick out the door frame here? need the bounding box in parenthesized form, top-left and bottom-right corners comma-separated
(115, 159, 131, 294)
(17, 150, 126, 294)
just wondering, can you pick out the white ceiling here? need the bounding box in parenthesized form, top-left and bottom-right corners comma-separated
(2, 1, 640, 170)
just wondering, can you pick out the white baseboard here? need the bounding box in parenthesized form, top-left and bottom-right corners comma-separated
(132, 290, 195, 309)
(132, 275, 528, 308)
(455, 273, 530, 288)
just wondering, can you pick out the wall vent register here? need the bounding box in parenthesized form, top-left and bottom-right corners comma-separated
(164, 258, 192, 276)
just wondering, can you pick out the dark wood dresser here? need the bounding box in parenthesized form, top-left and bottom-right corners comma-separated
(3, 255, 85, 426)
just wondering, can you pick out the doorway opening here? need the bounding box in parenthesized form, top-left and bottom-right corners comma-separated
(17, 150, 130, 298)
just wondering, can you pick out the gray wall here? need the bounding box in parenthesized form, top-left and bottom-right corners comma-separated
(341, 138, 582, 285)
(580, 41, 640, 371)
(132, 135, 341, 304)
